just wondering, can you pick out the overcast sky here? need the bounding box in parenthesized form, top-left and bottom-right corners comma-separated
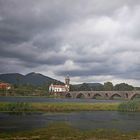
(0, 0, 140, 86)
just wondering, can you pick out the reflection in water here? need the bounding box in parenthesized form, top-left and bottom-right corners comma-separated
(0, 111, 140, 133)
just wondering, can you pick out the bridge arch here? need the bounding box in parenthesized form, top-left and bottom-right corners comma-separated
(109, 93, 122, 100)
(76, 93, 86, 98)
(105, 93, 109, 97)
(65, 93, 72, 98)
(125, 93, 128, 98)
(91, 93, 103, 99)
(130, 94, 140, 100)
(87, 93, 91, 97)
(67, 91, 140, 100)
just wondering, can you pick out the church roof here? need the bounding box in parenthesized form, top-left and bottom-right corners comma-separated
(50, 84, 65, 88)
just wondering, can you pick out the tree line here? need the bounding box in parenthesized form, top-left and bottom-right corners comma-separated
(70, 82, 135, 91)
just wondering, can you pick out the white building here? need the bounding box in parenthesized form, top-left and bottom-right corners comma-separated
(49, 84, 67, 92)
(49, 76, 70, 93)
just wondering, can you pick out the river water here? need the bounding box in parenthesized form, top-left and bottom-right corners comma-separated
(0, 96, 124, 103)
(0, 111, 140, 133)
(0, 97, 139, 133)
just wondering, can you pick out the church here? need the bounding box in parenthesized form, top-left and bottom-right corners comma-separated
(49, 76, 70, 93)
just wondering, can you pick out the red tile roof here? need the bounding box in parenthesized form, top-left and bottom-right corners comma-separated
(0, 82, 11, 89)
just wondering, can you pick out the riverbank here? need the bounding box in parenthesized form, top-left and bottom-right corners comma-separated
(0, 102, 119, 112)
(0, 100, 140, 112)
(0, 122, 140, 140)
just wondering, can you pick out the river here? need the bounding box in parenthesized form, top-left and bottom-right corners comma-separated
(0, 97, 139, 133)
(0, 96, 124, 103)
(0, 111, 140, 133)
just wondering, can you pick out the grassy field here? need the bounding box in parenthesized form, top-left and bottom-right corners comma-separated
(31, 102, 119, 112)
(0, 122, 140, 140)
(0, 102, 119, 112)
(0, 100, 140, 112)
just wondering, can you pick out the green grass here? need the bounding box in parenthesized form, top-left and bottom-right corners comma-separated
(0, 100, 140, 113)
(0, 102, 119, 112)
(31, 102, 119, 112)
(0, 122, 140, 140)
(118, 100, 140, 112)
(0, 102, 34, 114)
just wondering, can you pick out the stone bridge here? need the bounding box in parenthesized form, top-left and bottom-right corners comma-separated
(63, 91, 140, 100)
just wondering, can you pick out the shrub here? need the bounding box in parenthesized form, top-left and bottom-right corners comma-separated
(5, 102, 33, 114)
(118, 100, 140, 112)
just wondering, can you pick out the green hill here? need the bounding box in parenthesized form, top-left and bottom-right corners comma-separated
(0, 72, 63, 86)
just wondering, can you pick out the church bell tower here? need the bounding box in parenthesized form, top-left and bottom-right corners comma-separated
(65, 75, 70, 91)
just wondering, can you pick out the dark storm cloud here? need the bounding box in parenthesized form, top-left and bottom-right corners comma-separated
(0, 0, 140, 85)
(0, 44, 67, 67)
(56, 65, 112, 77)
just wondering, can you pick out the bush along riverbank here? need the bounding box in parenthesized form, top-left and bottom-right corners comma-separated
(118, 100, 140, 112)
(0, 102, 34, 114)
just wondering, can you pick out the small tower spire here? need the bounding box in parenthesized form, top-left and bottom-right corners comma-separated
(65, 75, 70, 91)
(65, 75, 70, 85)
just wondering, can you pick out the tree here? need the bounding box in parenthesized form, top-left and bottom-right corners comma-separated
(70, 85, 79, 91)
(91, 85, 104, 91)
(135, 87, 140, 90)
(79, 83, 91, 91)
(104, 82, 113, 91)
(114, 83, 134, 91)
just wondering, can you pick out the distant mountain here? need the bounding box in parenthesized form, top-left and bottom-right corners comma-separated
(0, 72, 64, 86)
(0, 73, 24, 84)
